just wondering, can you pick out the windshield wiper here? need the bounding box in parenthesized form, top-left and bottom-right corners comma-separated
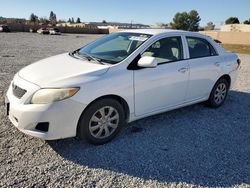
(74, 50, 105, 65)
(70, 50, 89, 61)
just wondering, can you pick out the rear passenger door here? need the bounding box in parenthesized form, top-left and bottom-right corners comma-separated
(185, 36, 222, 102)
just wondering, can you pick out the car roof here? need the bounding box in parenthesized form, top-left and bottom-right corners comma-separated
(120, 29, 190, 35)
(119, 29, 210, 39)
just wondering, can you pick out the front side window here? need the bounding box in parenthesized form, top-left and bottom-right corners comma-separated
(78, 32, 152, 64)
(187, 37, 217, 59)
(141, 36, 183, 64)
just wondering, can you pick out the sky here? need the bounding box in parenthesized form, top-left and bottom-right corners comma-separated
(0, 0, 250, 27)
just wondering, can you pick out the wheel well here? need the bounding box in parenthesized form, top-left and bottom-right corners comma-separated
(80, 95, 130, 123)
(218, 74, 231, 87)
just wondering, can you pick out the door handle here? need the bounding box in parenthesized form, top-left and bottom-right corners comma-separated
(214, 62, 220, 67)
(178, 67, 188, 73)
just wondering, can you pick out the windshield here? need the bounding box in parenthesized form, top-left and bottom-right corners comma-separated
(78, 32, 152, 64)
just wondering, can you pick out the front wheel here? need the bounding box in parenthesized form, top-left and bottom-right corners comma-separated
(77, 98, 125, 145)
(207, 78, 229, 108)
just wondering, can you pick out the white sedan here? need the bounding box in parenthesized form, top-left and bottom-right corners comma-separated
(5, 29, 240, 144)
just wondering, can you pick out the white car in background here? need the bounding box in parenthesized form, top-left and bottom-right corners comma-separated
(5, 29, 240, 144)
(49, 28, 61, 35)
(37, 28, 49, 34)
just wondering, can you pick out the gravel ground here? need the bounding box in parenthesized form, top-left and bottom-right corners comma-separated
(0, 33, 249, 188)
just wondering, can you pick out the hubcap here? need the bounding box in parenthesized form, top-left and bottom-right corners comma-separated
(214, 83, 227, 104)
(89, 106, 119, 139)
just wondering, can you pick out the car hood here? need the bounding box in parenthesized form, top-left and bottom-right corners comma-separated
(18, 53, 110, 87)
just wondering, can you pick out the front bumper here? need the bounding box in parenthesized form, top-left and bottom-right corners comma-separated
(6, 74, 86, 140)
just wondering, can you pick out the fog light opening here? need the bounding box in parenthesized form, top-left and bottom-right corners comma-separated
(35, 122, 49, 132)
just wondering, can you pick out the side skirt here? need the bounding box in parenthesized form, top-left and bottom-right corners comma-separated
(128, 97, 208, 123)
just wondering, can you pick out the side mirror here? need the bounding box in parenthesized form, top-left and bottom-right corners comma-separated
(138, 56, 158, 68)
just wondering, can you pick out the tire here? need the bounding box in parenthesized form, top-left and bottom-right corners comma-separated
(77, 98, 125, 145)
(207, 78, 229, 108)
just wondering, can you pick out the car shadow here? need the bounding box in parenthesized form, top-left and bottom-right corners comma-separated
(47, 90, 250, 187)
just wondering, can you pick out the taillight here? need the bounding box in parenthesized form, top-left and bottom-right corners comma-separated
(237, 59, 241, 66)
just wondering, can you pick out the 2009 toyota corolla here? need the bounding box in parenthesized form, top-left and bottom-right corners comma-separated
(5, 29, 240, 144)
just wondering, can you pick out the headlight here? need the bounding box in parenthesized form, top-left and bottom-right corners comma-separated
(31, 88, 79, 104)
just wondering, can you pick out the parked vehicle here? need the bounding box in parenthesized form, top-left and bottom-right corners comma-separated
(0, 25, 10, 32)
(5, 29, 240, 144)
(49, 28, 61, 35)
(37, 28, 49, 34)
(29, 28, 37, 33)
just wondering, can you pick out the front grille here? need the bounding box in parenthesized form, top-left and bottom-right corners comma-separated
(12, 83, 27, 99)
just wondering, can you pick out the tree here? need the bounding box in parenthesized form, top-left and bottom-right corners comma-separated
(58, 19, 66, 23)
(171, 12, 189, 30)
(170, 10, 201, 31)
(68, 18, 71, 23)
(225, 17, 240, 24)
(102, 20, 107, 24)
(243, 19, 250, 24)
(49, 11, 57, 23)
(39, 17, 49, 24)
(188, 10, 201, 31)
(76, 17, 81, 23)
(204, 22, 215, 30)
(0, 16, 7, 24)
(29, 13, 38, 23)
(71, 17, 75, 23)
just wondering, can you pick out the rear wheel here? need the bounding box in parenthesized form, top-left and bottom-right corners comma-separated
(207, 78, 229, 108)
(77, 98, 125, 145)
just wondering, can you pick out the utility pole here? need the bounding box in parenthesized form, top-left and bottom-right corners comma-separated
(130, 20, 133, 29)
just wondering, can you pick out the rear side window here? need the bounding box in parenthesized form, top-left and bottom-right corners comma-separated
(187, 37, 217, 59)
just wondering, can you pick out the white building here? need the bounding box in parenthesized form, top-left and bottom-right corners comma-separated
(220, 24, 250, 32)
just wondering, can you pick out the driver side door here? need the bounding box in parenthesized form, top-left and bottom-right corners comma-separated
(134, 36, 190, 116)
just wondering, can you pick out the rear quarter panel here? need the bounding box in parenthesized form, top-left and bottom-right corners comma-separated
(201, 35, 239, 89)
(221, 52, 239, 88)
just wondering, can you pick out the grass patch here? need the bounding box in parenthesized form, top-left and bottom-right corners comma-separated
(222, 44, 250, 54)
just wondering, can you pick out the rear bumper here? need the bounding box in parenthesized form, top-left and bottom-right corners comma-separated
(6, 75, 86, 140)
